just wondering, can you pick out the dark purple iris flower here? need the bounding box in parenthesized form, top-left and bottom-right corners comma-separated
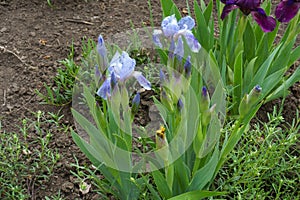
(221, 0, 276, 32)
(275, 0, 300, 22)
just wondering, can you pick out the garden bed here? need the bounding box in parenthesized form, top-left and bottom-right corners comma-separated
(0, 0, 299, 199)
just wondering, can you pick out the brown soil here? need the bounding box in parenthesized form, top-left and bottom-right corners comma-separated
(0, 0, 299, 199)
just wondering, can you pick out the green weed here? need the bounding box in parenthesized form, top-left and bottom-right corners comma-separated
(214, 108, 300, 199)
(0, 111, 62, 199)
(36, 43, 80, 106)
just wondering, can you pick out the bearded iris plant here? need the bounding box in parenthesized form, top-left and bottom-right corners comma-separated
(220, 0, 276, 32)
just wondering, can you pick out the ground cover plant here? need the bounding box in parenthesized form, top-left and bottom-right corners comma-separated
(0, 111, 61, 199)
(214, 108, 300, 199)
(0, 0, 299, 199)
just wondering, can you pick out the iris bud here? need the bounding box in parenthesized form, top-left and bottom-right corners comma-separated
(131, 92, 140, 116)
(239, 85, 262, 117)
(184, 55, 191, 78)
(177, 98, 184, 111)
(110, 72, 117, 90)
(200, 86, 210, 113)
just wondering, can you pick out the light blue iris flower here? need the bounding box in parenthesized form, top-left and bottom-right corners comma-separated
(153, 14, 201, 53)
(97, 51, 151, 100)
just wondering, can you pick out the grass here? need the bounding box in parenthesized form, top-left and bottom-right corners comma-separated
(0, 111, 62, 199)
(213, 108, 300, 199)
(36, 42, 80, 106)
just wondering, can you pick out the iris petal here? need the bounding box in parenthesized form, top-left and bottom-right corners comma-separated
(132, 72, 151, 90)
(109, 52, 135, 81)
(108, 51, 121, 74)
(154, 15, 201, 54)
(174, 36, 184, 60)
(161, 15, 180, 37)
(221, 4, 239, 19)
(275, 0, 300, 22)
(97, 78, 111, 100)
(118, 52, 136, 80)
(236, 0, 260, 10)
(153, 29, 163, 48)
(178, 16, 195, 30)
(168, 39, 176, 59)
(183, 31, 201, 53)
(252, 8, 276, 32)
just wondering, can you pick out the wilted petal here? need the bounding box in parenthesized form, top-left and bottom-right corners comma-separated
(275, 0, 300, 22)
(79, 181, 91, 195)
(132, 71, 151, 90)
(178, 16, 195, 30)
(183, 31, 201, 52)
(252, 8, 276, 32)
(97, 78, 111, 100)
(153, 29, 163, 48)
(174, 36, 184, 60)
(221, 4, 239, 19)
(161, 15, 180, 37)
